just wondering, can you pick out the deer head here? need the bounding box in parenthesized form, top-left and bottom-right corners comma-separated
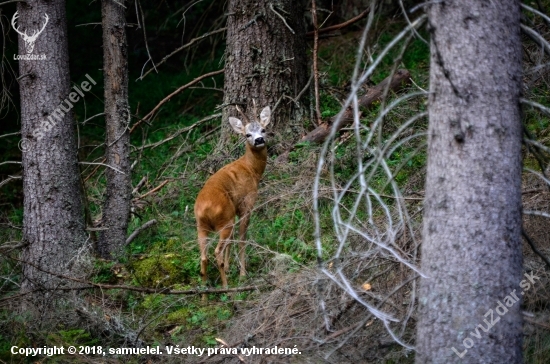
(12, 11, 49, 54)
(229, 103, 271, 149)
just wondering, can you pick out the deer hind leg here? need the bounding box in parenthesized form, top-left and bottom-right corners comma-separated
(238, 213, 251, 278)
(197, 226, 209, 301)
(214, 225, 233, 288)
(198, 227, 209, 286)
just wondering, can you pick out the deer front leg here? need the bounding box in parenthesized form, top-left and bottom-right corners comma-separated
(214, 226, 233, 288)
(224, 239, 230, 274)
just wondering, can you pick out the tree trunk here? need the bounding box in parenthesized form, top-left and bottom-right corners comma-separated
(18, 0, 88, 317)
(416, 1, 523, 363)
(220, 0, 308, 152)
(98, 0, 131, 259)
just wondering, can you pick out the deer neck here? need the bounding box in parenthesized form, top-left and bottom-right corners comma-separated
(243, 143, 267, 178)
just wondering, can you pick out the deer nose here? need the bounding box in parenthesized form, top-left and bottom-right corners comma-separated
(254, 137, 265, 146)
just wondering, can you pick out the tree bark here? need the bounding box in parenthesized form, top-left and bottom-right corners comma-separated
(18, 0, 88, 316)
(416, 1, 523, 363)
(220, 0, 308, 151)
(98, 0, 131, 259)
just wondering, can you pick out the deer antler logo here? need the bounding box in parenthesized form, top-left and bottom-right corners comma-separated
(11, 12, 49, 54)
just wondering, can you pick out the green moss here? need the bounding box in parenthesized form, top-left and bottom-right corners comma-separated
(130, 251, 193, 287)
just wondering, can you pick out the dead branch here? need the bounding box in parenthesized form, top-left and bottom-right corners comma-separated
(129, 69, 224, 133)
(0, 240, 27, 253)
(137, 180, 169, 199)
(0, 131, 20, 139)
(312, 0, 322, 126)
(136, 0, 157, 76)
(306, 69, 411, 143)
(83, 157, 106, 183)
(75, 306, 145, 348)
(0, 0, 27, 6)
(140, 112, 221, 150)
(132, 176, 148, 196)
(276, 69, 411, 162)
(125, 219, 157, 245)
(138, 27, 227, 80)
(306, 8, 370, 36)
(522, 228, 550, 269)
(7, 255, 267, 296)
(524, 315, 550, 330)
(0, 174, 21, 189)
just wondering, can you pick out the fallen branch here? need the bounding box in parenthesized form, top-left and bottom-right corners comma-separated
(306, 69, 411, 143)
(126, 219, 157, 245)
(7, 255, 266, 296)
(138, 180, 169, 199)
(130, 69, 224, 133)
(276, 69, 411, 162)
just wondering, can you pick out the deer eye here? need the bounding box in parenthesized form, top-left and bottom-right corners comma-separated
(246, 134, 251, 138)
(261, 129, 266, 133)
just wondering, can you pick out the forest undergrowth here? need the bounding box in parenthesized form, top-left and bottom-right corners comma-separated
(1, 3, 550, 363)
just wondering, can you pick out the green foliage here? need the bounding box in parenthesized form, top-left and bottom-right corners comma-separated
(92, 260, 117, 283)
(48, 329, 99, 347)
(524, 332, 550, 364)
(130, 250, 194, 287)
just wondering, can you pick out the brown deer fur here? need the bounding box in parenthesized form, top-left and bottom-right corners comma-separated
(194, 105, 271, 289)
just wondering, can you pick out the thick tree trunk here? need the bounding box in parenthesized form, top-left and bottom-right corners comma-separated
(18, 0, 88, 316)
(98, 0, 131, 258)
(416, 1, 523, 363)
(220, 0, 308, 152)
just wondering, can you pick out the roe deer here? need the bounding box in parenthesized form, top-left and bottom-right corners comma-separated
(194, 104, 271, 289)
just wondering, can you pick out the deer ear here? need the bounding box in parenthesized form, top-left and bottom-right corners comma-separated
(229, 117, 245, 134)
(259, 106, 271, 127)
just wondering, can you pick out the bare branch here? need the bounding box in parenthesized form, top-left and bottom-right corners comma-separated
(305, 8, 370, 36)
(0, 131, 20, 140)
(4, 255, 267, 295)
(0, 0, 27, 7)
(138, 27, 227, 80)
(522, 228, 550, 269)
(136, 0, 157, 77)
(269, 3, 295, 34)
(79, 161, 125, 175)
(130, 69, 224, 132)
(311, 0, 321, 126)
(126, 219, 157, 245)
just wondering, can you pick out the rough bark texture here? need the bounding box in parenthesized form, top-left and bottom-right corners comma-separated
(416, 1, 523, 363)
(220, 0, 308, 152)
(18, 0, 88, 316)
(98, 0, 131, 258)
